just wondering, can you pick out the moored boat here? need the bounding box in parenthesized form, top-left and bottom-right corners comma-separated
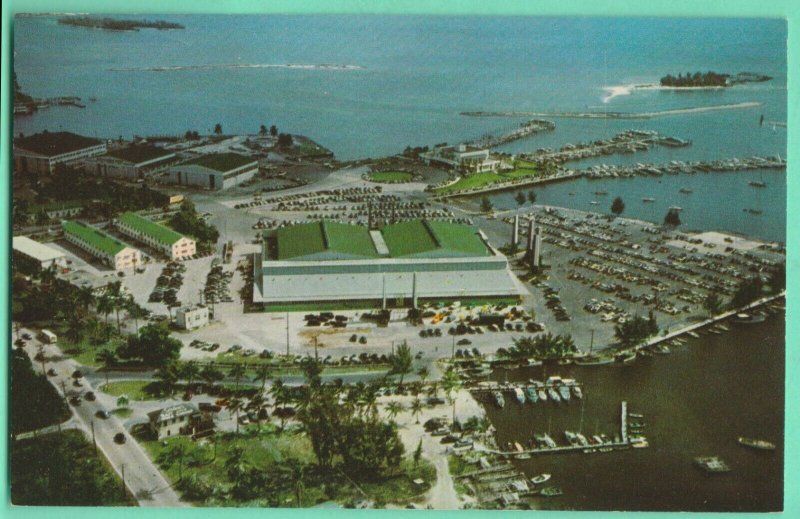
(526, 386, 539, 403)
(558, 384, 571, 401)
(738, 437, 776, 450)
(733, 313, 767, 324)
(514, 387, 526, 405)
(548, 388, 561, 402)
(493, 391, 505, 408)
(531, 473, 552, 485)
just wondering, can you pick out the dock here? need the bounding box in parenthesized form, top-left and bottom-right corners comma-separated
(480, 402, 645, 457)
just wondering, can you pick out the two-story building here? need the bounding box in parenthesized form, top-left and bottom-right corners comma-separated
(62, 220, 141, 271)
(115, 212, 196, 260)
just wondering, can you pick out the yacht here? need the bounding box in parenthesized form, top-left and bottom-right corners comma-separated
(531, 473, 552, 485)
(493, 391, 505, 408)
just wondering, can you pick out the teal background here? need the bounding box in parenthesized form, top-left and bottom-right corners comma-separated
(1, 0, 796, 518)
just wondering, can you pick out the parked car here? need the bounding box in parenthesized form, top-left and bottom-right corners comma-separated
(84, 391, 96, 401)
(95, 410, 110, 419)
(114, 433, 126, 444)
(22, 333, 32, 340)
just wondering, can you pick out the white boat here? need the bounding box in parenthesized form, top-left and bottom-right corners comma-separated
(526, 386, 539, 403)
(572, 385, 583, 399)
(558, 385, 571, 401)
(642, 197, 656, 202)
(688, 331, 700, 338)
(548, 388, 561, 402)
(538, 389, 548, 401)
(514, 387, 526, 405)
(531, 473, 552, 485)
(493, 391, 505, 408)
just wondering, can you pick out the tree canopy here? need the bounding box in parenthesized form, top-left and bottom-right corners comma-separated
(117, 323, 181, 366)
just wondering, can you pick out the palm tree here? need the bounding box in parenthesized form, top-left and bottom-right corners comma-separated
(229, 364, 246, 392)
(96, 349, 117, 367)
(158, 443, 187, 481)
(417, 366, 429, 385)
(75, 285, 96, 313)
(386, 401, 404, 421)
(105, 281, 124, 333)
(155, 361, 180, 396)
(410, 397, 424, 424)
(65, 315, 86, 344)
(182, 361, 200, 388)
(270, 380, 290, 431)
(227, 397, 244, 434)
(442, 368, 462, 424)
(253, 364, 271, 393)
(427, 381, 440, 399)
(96, 293, 114, 336)
(200, 364, 224, 391)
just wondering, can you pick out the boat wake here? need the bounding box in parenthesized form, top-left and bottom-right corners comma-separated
(109, 63, 365, 72)
(602, 82, 729, 103)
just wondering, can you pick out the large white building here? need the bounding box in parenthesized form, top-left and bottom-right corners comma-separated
(12, 236, 67, 271)
(62, 220, 142, 271)
(422, 144, 502, 173)
(115, 212, 196, 260)
(253, 219, 522, 307)
(14, 131, 107, 175)
(168, 153, 258, 190)
(87, 144, 177, 180)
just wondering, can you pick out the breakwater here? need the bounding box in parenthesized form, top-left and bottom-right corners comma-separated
(460, 102, 762, 119)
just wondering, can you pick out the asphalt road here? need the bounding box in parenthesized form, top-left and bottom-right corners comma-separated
(18, 327, 186, 507)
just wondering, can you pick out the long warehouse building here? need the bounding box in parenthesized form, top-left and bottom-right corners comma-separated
(253, 219, 522, 307)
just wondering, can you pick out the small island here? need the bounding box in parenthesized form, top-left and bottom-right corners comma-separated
(660, 71, 772, 87)
(58, 16, 184, 31)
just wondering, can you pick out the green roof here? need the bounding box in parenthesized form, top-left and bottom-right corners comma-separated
(117, 212, 185, 245)
(270, 219, 491, 261)
(275, 221, 379, 261)
(180, 152, 256, 172)
(106, 145, 174, 164)
(62, 220, 131, 256)
(380, 220, 491, 258)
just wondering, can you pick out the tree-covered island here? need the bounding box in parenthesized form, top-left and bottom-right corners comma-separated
(660, 71, 772, 87)
(58, 17, 184, 31)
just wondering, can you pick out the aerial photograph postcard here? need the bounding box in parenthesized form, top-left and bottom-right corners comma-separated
(8, 11, 787, 511)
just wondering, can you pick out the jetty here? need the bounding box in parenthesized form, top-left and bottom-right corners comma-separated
(469, 119, 556, 149)
(460, 101, 762, 119)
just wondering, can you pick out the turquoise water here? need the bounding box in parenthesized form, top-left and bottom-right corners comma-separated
(13, 16, 786, 159)
(13, 16, 786, 241)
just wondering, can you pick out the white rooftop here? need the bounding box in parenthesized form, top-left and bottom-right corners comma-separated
(12, 236, 66, 262)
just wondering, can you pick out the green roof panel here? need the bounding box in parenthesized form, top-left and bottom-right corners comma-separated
(62, 220, 130, 256)
(117, 212, 185, 245)
(275, 221, 378, 261)
(381, 220, 491, 258)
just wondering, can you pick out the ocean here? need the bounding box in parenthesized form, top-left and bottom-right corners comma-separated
(13, 15, 787, 242)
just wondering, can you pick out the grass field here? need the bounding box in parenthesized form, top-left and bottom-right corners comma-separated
(432, 165, 540, 194)
(368, 171, 414, 183)
(100, 380, 161, 401)
(59, 336, 123, 368)
(142, 425, 435, 507)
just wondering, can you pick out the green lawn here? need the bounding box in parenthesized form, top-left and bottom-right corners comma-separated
(432, 165, 540, 194)
(368, 171, 414, 183)
(141, 425, 435, 507)
(101, 380, 162, 401)
(58, 333, 123, 369)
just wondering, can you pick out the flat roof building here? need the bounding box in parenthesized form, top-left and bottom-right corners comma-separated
(14, 131, 107, 175)
(115, 212, 196, 260)
(147, 403, 197, 439)
(62, 220, 141, 271)
(175, 305, 209, 330)
(87, 144, 177, 180)
(168, 152, 258, 190)
(12, 236, 67, 271)
(254, 219, 521, 307)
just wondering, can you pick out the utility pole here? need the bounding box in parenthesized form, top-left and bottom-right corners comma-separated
(589, 329, 594, 356)
(285, 312, 290, 356)
(91, 420, 97, 454)
(121, 463, 126, 500)
(451, 335, 456, 359)
(313, 336, 318, 361)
